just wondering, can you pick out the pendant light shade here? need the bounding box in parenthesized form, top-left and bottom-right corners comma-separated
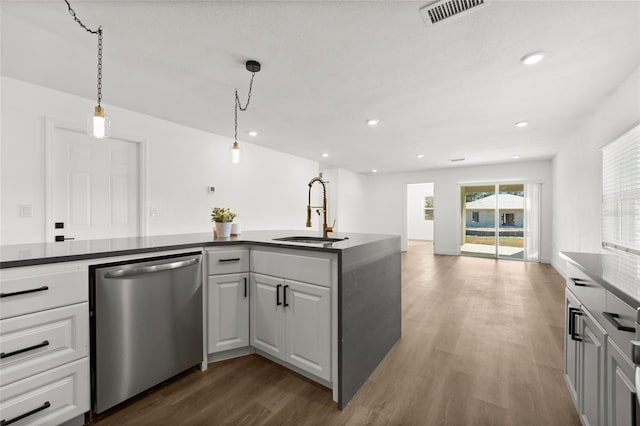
(231, 141, 241, 164)
(88, 105, 111, 139)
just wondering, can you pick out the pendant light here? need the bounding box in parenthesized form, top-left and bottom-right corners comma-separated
(232, 60, 261, 164)
(64, 0, 111, 139)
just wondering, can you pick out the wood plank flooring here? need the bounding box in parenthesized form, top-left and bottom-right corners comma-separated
(92, 241, 580, 425)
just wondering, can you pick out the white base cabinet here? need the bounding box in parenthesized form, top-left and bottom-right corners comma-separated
(250, 273, 331, 381)
(207, 273, 249, 353)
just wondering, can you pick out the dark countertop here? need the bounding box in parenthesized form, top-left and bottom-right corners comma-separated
(0, 230, 399, 269)
(561, 251, 640, 309)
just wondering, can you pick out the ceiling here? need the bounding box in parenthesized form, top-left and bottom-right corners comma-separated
(2, 1, 639, 174)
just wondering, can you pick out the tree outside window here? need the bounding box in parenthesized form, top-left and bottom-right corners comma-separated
(424, 196, 434, 220)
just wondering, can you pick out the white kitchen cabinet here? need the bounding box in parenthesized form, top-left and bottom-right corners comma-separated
(206, 248, 250, 356)
(250, 273, 285, 359)
(284, 279, 330, 380)
(578, 308, 606, 426)
(607, 337, 637, 426)
(250, 272, 331, 381)
(0, 262, 89, 426)
(207, 273, 249, 353)
(564, 289, 580, 404)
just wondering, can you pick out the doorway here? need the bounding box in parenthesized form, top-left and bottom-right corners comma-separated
(46, 122, 144, 242)
(460, 183, 529, 260)
(406, 183, 434, 249)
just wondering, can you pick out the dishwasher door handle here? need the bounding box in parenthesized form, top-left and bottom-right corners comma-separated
(104, 258, 200, 278)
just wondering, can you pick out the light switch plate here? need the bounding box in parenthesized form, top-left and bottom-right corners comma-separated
(19, 204, 32, 217)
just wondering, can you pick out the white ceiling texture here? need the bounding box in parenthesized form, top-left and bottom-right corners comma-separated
(2, 1, 639, 173)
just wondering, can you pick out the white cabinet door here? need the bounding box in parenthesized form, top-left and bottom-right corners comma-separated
(579, 311, 606, 426)
(207, 273, 249, 353)
(284, 280, 331, 381)
(250, 273, 285, 359)
(564, 290, 580, 405)
(607, 337, 636, 426)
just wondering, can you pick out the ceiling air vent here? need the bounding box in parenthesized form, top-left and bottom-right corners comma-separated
(420, 0, 490, 27)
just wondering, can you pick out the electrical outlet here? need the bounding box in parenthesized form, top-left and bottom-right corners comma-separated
(150, 207, 158, 217)
(19, 204, 32, 217)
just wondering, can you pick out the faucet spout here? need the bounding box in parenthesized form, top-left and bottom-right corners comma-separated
(306, 176, 334, 238)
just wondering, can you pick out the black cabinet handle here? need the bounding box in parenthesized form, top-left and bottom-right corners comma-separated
(283, 285, 289, 307)
(1, 401, 51, 426)
(0, 340, 50, 359)
(571, 278, 588, 287)
(244, 277, 247, 298)
(604, 312, 636, 333)
(276, 284, 282, 306)
(569, 308, 583, 341)
(219, 258, 240, 263)
(0, 286, 49, 298)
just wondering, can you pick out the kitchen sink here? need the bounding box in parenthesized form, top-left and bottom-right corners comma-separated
(273, 236, 347, 244)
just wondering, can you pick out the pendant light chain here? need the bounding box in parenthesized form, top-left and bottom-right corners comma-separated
(63, 0, 103, 106)
(234, 72, 256, 141)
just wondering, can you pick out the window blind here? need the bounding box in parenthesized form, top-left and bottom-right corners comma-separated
(602, 124, 640, 254)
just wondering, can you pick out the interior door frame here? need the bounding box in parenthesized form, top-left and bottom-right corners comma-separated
(44, 117, 147, 242)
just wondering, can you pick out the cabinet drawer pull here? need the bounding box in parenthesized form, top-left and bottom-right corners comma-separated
(218, 258, 240, 263)
(283, 285, 289, 307)
(570, 278, 588, 287)
(0, 286, 49, 298)
(244, 277, 247, 298)
(569, 308, 582, 341)
(603, 312, 635, 333)
(0, 340, 50, 359)
(1, 401, 50, 426)
(276, 284, 282, 306)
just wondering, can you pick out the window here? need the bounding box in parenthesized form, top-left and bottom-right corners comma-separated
(472, 211, 479, 222)
(424, 196, 434, 220)
(501, 213, 515, 226)
(602, 124, 640, 254)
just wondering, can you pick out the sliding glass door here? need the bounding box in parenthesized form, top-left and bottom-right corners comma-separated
(461, 183, 529, 260)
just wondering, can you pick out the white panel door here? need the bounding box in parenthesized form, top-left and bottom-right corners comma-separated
(250, 273, 285, 359)
(51, 127, 139, 241)
(284, 279, 331, 380)
(207, 273, 249, 353)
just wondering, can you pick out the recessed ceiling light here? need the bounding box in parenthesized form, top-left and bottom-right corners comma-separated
(416, 154, 425, 159)
(515, 121, 528, 128)
(450, 158, 465, 162)
(371, 169, 378, 173)
(322, 153, 329, 158)
(520, 51, 545, 65)
(248, 131, 258, 137)
(367, 119, 379, 126)
(512, 155, 521, 159)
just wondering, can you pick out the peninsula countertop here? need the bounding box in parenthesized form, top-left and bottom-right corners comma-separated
(561, 250, 640, 309)
(0, 230, 399, 269)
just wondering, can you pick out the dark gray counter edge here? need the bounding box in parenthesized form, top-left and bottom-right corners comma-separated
(0, 240, 343, 269)
(338, 235, 402, 409)
(561, 251, 640, 309)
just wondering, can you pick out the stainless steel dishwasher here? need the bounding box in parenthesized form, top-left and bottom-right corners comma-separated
(91, 252, 203, 414)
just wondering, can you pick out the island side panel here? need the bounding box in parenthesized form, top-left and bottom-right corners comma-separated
(338, 236, 401, 409)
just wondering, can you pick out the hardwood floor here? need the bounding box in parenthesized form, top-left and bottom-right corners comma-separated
(92, 241, 579, 425)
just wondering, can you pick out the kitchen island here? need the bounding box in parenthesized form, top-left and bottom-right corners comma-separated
(0, 230, 401, 423)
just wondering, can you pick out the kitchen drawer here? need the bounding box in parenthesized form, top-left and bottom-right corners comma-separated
(0, 357, 89, 426)
(603, 291, 637, 359)
(207, 249, 249, 275)
(252, 250, 331, 287)
(565, 262, 605, 316)
(0, 268, 87, 320)
(0, 303, 89, 386)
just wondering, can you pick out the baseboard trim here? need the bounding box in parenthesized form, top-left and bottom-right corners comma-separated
(207, 346, 254, 364)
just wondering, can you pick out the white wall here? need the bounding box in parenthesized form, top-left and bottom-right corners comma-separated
(0, 77, 319, 244)
(407, 182, 434, 240)
(551, 66, 640, 274)
(364, 160, 553, 261)
(320, 167, 369, 233)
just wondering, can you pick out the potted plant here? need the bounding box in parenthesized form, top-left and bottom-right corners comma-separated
(211, 207, 236, 238)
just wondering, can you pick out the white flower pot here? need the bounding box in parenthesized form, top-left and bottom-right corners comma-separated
(215, 222, 232, 238)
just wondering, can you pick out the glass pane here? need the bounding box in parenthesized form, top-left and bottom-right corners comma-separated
(461, 185, 496, 258)
(498, 184, 524, 259)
